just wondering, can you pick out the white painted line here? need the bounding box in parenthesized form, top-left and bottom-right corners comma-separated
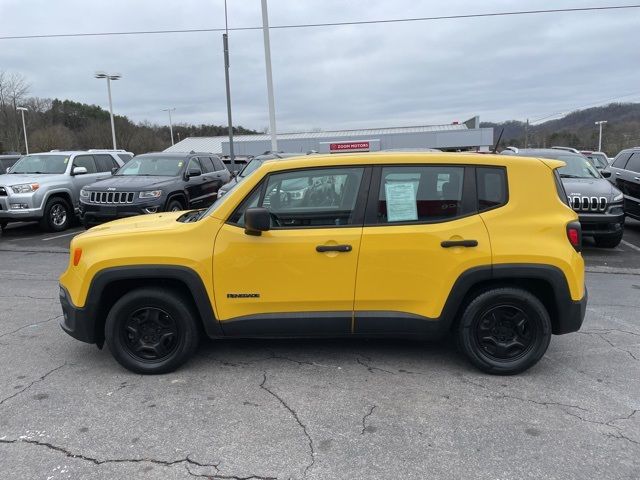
(621, 239, 640, 253)
(42, 230, 81, 242)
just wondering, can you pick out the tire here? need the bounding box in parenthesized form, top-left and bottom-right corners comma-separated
(457, 287, 552, 375)
(165, 198, 184, 212)
(104, 288, 200, 374)
(39, 197, 71, 232)
(594, 233, 623, 248)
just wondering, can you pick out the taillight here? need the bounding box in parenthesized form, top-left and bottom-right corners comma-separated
(567, 221, 582, 252)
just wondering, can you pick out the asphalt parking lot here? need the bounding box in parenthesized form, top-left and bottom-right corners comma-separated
(0, 220, 639, 479)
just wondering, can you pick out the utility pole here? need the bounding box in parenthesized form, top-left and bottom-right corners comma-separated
(16, 107, 29, 154)
(162, 108, 176, 145)
(223, 0, 235, 170)
(595, 120, 607, 152)
(95, 72, 121, 150)
(261, 0, 278, 152)
(524, 118, 529, 149)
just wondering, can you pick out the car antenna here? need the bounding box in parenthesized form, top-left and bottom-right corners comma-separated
(492, 128, 505, 154)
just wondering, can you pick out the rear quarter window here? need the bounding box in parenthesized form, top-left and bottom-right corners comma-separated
(476, 167, 508, 211)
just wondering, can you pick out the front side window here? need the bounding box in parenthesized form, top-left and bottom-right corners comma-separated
(10, 154, 69, 174)
(625, 153, 640, 174)
(73, 155, 97, 174)
(116, 156, 186, 176)
(188, 158, 203, 174)
(612, 152, 632, 169)
(199, 157, 215, 173)
(375, 166, 466, 223)
(230, 167, 365, 228)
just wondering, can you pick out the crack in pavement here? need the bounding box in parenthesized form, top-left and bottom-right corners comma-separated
(0, 363, 66, 406)
(578, 328, 640, 338)
(0, 437, 221, 470)
(361, 405, 377, 435)
(0, 294, 58, 301)
(259, 372, 315, 476)
(0, 314, 62, 339)
(185, 464, 277, 480)
(356, 356, 394, 374)
(594, 333, 639, 362)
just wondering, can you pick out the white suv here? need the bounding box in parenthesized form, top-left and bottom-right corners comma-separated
(0, 151, 125, 231)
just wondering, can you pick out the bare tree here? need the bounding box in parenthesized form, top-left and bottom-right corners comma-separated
(0, 71, 30, 152)
(30, 125, 76, 152)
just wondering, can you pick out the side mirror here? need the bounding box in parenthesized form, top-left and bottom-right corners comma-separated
(72, 166, 88, 176)
(5, 167, 9, 173)
(601, 170, 611, 178)
(185, 168, 201, 180)
(244, 207, 271, 236)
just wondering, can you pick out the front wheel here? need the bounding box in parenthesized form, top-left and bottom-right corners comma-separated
(457, 287, 551, 375)
(39, 197, 71, 232)
(165, 199, 184, 212)
(105, 288, 200, 374)
(594, 232, 623, 248)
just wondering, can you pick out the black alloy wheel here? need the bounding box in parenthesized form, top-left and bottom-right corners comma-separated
(457, 287, 551, 375)
(105, 288, 199, 374)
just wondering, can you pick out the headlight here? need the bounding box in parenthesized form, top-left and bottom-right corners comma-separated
(139, 190, 162, 199)
(11, 183, 39, 194)
(613, 192, 623, 202)
(80, 189, 89, 198)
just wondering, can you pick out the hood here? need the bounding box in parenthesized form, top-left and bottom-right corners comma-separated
(562, 177, 620, 199)
(79, 211, 185, 239)
(84, 175, 176, 190)
(0, 173, 61, 185)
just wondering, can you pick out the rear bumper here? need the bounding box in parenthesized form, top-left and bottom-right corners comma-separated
(59, 285, 96, 344)
(554, 288, 587, 335)
(578, 211, 624, 237)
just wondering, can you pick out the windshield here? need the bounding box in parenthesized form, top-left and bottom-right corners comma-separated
(544, 154, 600, 179)
(116, 156, 185, 176)
(9, 154, 69, 174)
(239, 159, 263, 178)
(587, 153, 608, 168)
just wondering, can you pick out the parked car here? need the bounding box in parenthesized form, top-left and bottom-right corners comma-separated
(60, 152, 586, 375)
(551, 146, 581, 154)
(0, 151, 125, 231)
(217, 152, 307, 199)
(581, 151, 609, 170)
(0, 154, 22, 173)
(502, 148, 624, 247)
(603, 147, 640, 220)
(79, 152, 230, 227)
(222, 156, 250, 176)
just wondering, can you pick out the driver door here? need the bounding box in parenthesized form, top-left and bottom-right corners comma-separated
(213, 166, 370, 336)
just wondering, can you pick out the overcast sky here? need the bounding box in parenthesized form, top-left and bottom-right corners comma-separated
(1, 0, 639, 132)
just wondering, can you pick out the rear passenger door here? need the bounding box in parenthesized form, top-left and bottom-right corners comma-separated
(619, 153, 640, 218)
(353, 164, 492, 334)
(198, 156, 221, 206)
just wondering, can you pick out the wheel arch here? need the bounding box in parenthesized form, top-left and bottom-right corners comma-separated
(85, 266, 220, 347)
(165, 192, 187, 210)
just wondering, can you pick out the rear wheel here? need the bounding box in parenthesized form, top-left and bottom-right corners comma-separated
(39, 197, 71, 232)
(457, 287, 551, 375)
(594, 232, 623, 248)
(105, 288, 200, 374)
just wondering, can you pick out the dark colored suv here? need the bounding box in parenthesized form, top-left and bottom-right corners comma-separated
(79, 152, 230, 227)
(502, 148, 625, 247)
(604, 147, 640, 220)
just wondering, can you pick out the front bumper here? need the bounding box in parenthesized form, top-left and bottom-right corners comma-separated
(80, 199, 164, 224)
(59, 285, 97, 344)
(0, 194, 44, 221)
(577, 211, 624, 237)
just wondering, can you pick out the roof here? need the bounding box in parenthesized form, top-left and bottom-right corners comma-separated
(164, 123, 469, 154)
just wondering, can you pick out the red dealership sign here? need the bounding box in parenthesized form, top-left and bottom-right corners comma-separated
(329, 141, 370, 152)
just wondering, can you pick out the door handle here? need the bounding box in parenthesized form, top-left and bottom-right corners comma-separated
(316, 244, 352, 253)
(441, 240, 478, 248)
(615, 172, 621, 176)
(634, 177, 640, 181)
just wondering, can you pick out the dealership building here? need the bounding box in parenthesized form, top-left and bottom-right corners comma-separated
(164, 116, 494, 156)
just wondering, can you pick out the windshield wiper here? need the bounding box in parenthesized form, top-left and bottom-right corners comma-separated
(560, 174, 581, 178)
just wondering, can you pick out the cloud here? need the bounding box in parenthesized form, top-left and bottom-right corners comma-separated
(1, 0, 638, 131)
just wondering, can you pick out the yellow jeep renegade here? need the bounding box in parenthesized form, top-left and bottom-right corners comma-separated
(59, 152, 586, 375)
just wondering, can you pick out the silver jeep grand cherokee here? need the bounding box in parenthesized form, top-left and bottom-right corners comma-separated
(0, 151, 125, 232)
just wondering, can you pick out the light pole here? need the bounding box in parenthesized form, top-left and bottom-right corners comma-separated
(94, 71, 121, 150)
(595, 120, 607, 152)
(261, 0, 278, 152)
(16, 107, 29, 154)
(162, 108, 176, 145)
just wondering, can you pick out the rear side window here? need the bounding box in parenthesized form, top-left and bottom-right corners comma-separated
(612, 152, 632, 169)
(476, 167, 507, 211)
(73, 155, 97, 173)
(94, 154, 118, 172)
(212, 157, 227, 171)
(625, 153, 640, 173)
(375, 166, 468, 223)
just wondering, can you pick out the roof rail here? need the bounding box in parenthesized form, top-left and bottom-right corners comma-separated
(504, 146, 519, 153)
